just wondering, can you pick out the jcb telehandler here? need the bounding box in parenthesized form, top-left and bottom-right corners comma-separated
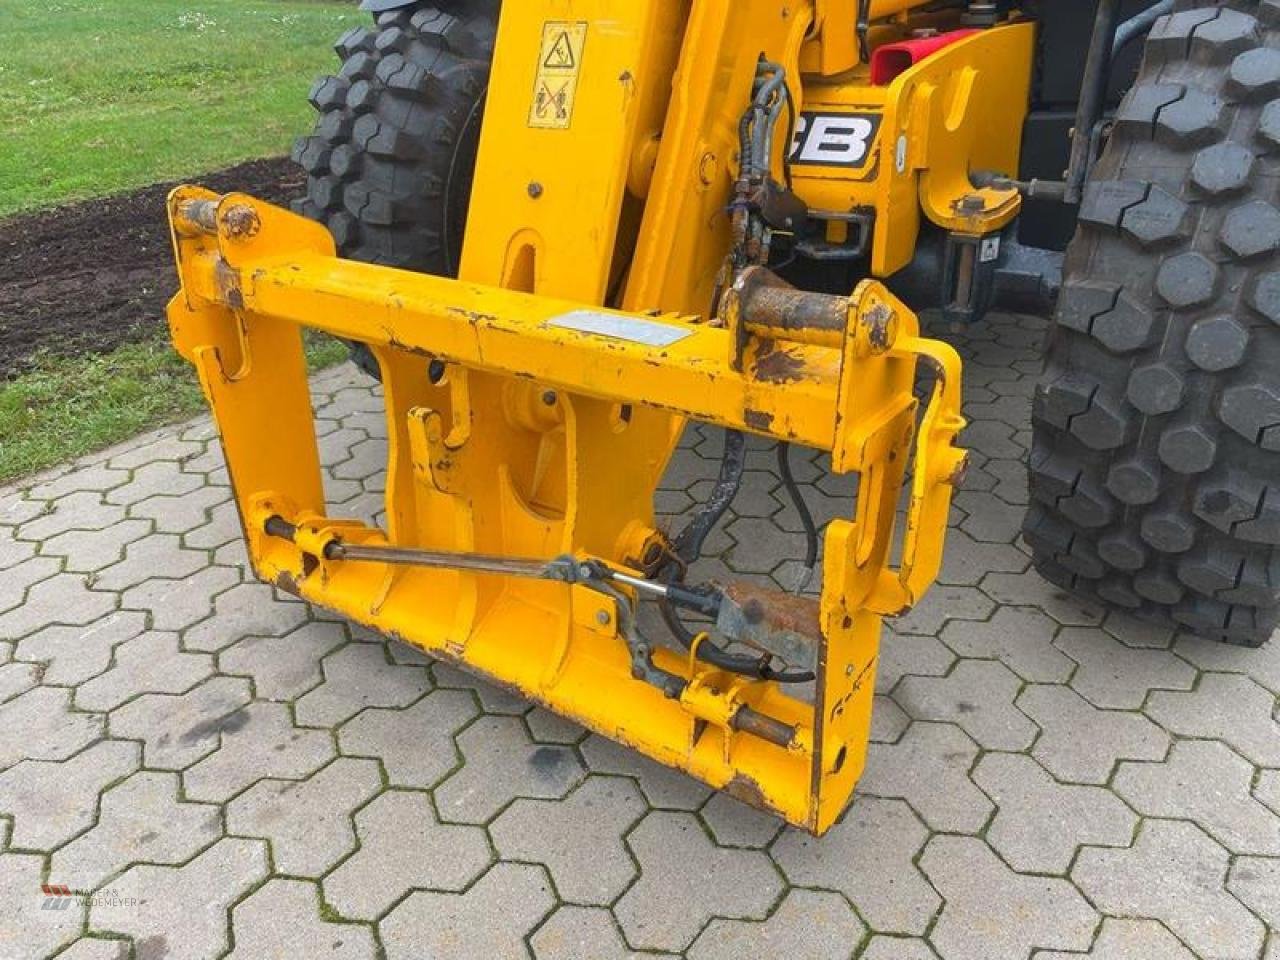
(166, 0, 1280, 833)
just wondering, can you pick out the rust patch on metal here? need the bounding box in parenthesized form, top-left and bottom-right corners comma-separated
(753, 338, 807, 384)
(724, 772, 772, 814)
(273, 571, 301, 597)
(722, 581, 822, 641)
(214, 258, 244, 310)
(864, 303, 894, 354)
(221, 204, 261, 240)
(743, 409, 774, 432)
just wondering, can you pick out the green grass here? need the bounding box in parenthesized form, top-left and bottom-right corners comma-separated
(0, 0, 364, 482)
(0, 332, 350, 484)
(0, 0, 365, 216)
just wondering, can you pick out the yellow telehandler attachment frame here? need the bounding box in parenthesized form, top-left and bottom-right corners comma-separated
(167, 0, 1033, 832)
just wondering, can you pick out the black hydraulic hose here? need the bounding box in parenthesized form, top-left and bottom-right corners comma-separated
(777, 443, 818, 588)
(1113, 0, 1173, 55)
(671, 430, 747, 564)
(1064, 0, 1121, 204)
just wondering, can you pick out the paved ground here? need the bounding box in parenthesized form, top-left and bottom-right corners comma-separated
(1, 312, 1277, 960)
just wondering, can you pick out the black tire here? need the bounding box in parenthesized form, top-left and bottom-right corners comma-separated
(292, 1, 499, 378)
(1026, 0, 1280, 646)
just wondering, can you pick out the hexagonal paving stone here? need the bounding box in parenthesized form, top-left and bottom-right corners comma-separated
(226, 757, 382, 877)
(105, 461, 204, 507)
(435, 714, 584, 824)
(687, 888, 865, 960)
(936, 530, 1030, 587)
(876, 632, 956, 692)
(324, 790, 492, 920)
(0, 686, 104, 771)
(54, 938, 132, 960)
(862, 936, 939, 959)
(887, 584, 995, 636)
(40, 520, 151, 574)
(15, 491, 126, 541)
(1074, 820, 1264, 959)
(0, 661, 37, 704)
(698, 790, 784, 849)
(939, 607, 1074, 682)
(1114, 740, 1280, 855)
(119, 566, 240, 633)
(219, 620, 348, 701)
(91, 533, 208, 591)
(922, 835, 1097, 960)
(973, 753, 1136, 873)
(1146, 672, 1280, 767)
(28, 463, 128, 500)
(954, 490, 1023, 543)
(432, 660, 533, 715)
(50, 771, 221, 891)
(1229, 856, 1280, 932)
(225, 878, 377, 960)
(0, 740, 139, 851)
(532, 905, 677, 960)
(615, 810, 782, 952)
(579, 734, 712, 811)
(1257, 768, 1280, 815)
(109, 675, 253, 770)
(1053, 625, 1196, 709)
(979, 568, 1106, 627)
(128, 485, 229, 534)
(1034, 917, 1196, 960)
(90, 837, 269, 958)
(74, 632, 213, 712)
(0, 572, 118, 641)
(338, 687, 477, 787)
(773, 796, 937, 936)
(380, 862, 555, 960)
(1175, 631, 1280, 696)
(183, 581, 309, 653)
(896, 660, 1037, 751)
(859, 722, 991, 834)
(294, 642, 431, 727)
(14, 610, 146, 686)
(525, 706, 588, 745)
(182, 700, 335, 803)
(0, 534, 35, 574)
(0, 851, 83, 959)
(1018, 684, 1168, 784)
(490, 776, 645, 906)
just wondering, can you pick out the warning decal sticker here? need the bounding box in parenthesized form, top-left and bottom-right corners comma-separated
(529, 21, 587, 130)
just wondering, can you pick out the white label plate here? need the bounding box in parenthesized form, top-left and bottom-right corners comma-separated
(546, 309, 693, 347)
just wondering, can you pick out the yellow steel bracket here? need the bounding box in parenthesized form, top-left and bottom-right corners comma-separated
(164, 0, 971, 834)
(165, 186, 964, 834)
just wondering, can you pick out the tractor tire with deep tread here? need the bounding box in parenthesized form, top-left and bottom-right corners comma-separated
(1026, 0, 1280, 646)
(293, 1, 499, 378)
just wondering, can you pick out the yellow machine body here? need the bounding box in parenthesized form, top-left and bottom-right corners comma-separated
(167, 0, 1033, 832)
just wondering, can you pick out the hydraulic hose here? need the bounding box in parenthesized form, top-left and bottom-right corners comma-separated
(777, 443, 819, 591)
